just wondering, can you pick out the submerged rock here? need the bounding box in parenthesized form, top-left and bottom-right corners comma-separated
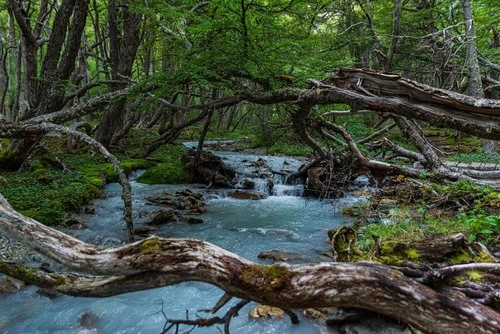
(228, 190, 266, 200)
(187, 217, 203, 224)
(238, 178, 256, 190)
(63, 217, 88, 230)
(78, 310, 101, 332)
(146, 209, 175, 225)
(248, 305, 285, 319)
(258, 250, 301, 262)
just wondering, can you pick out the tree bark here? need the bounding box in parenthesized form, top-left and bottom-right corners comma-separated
(462, 0, 498, 153)
(0, 197, 499, 334)
(95, 1, 143, 148)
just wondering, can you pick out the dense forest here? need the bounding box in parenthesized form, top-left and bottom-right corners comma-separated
(0, 1, 499, 333)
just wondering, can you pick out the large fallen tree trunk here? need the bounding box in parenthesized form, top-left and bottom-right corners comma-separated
(0, 195, 499, 333)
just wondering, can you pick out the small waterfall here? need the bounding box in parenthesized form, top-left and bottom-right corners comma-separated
(225, 153, 307, 197)
(235, 171, 304, 197)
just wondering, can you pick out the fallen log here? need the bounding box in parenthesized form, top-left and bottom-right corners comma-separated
(0, 195, 499, 333)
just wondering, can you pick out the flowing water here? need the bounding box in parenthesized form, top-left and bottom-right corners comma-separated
(0, 149, 368, 334)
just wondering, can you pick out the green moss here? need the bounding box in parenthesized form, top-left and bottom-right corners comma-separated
(467, 271, 483, 282)
(327, 226, 364, 262)
(404, 248, 420, 261)
(140, 238, 163, 254)
(0, 260, 65, 286)
(81, 159, 156, 184)
(32, 168, 54, 184)
(88, 177, 105, 188)
(120, 159, 156, 172)
(375, 242, 421, 265)
(20, 200, 66, 226)
(0, 148, 16, 161)
(449, 249, 494, 264)
(137, 161, 192, 184)
(241, 264, 293, 292)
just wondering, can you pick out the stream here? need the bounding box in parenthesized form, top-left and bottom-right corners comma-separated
(0, 148, 370, 334)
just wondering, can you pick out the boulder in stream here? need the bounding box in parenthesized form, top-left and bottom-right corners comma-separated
(183, 150, 236, 188)
(63, 217, 88, 230)
(146, 209, 175, 225)
(228, 190, 267, 200)
(258, 250, 301, 262)
(187, 217, 203, 225)
(248, 305, 285, 319)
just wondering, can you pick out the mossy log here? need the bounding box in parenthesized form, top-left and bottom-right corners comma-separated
(1, 195, 499, 333)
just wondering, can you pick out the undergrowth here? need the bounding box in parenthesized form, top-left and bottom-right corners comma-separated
(353, 180, 500, 251)
(0, 132, 190, 225)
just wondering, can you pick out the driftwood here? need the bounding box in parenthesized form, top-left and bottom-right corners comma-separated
(0, 195, 499, 333)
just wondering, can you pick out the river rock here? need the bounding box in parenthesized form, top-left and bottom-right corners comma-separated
(63, 217, 88, 230)
(147, 209, 175, 225)
(249, 158, 267, 168)
(187, 217, 203, 224)
(82, 206, 96, 214)
(248, 305, 285, 319)
(238, 178, 256, 190)
(183, 150, 236, 187)
(228, 190, 266, 200)
(78, 310, 101, 332)
(302, 308, 325, 320)
(258, 250, 300, 262)
(134, 226, 157, 237)
(177, 189, 203, 200)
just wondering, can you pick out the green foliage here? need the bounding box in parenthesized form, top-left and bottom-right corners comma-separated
(355, 180, 500, 251)
(457, 213, 500, 244)
(448, 151, 500, 164)
(431, 179, 492, 201)
(136, 143, 192, 184)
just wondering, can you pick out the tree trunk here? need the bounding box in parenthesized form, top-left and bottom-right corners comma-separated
(462, 0, 498, 153)
(95, 1, 142, 148)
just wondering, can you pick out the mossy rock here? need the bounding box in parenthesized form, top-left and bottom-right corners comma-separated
(377, 242, 421, 265)
(0, 149, 16, 161)
(137, 161, 192, 184)
(87, 177, 105, 188)
(449, 247, 494, 264)
(147, 209, 175, 225)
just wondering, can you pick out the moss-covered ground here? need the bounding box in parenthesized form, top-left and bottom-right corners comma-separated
(343, 179, 499, 265)
(0, 130, 190, 225)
